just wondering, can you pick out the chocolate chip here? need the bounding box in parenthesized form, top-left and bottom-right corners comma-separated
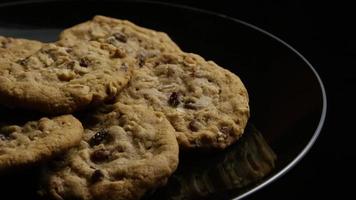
(188, 120, 199, 132)
(91, 170, 104, 183)
(168, 92, 180, 107)
(90, 149, 111, 163)
(113, 32, 127, 43)
(79, 57, 91, 68)
(89, 130, 110, 146)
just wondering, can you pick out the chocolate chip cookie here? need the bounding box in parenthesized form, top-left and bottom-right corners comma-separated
(117, 53, 250, 150)
(0, 114, 83, 171)
(60, 15, 182, 68)
(43, 103, 179, 200)
(0, 39, 134, 114)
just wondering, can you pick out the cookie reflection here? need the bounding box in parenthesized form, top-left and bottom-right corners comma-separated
(147, 124, 277, 200)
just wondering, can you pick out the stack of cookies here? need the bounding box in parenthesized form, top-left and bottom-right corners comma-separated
(0, 16, 250, 200)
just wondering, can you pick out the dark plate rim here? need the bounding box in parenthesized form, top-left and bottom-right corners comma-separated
(0, 0, 327, 199)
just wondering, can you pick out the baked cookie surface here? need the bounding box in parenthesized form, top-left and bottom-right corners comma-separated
(44, 103, 179, 200)
(0, 40, 133, 114)
(118, 53, 250, 150)
(0, 114, 83, 171)
(60, 15, 182, 68)
(0, 36, 43, 60)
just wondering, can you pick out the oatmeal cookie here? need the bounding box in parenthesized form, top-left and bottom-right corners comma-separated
(0, 36, 42, 60)
(0, 114, 83, 171)
(118, 53, 250, 150)
(44, 103, 179, 200)
(60, 15, 182, 68)
(0, 40, 133, 113)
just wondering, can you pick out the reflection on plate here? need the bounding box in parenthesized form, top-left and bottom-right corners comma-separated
(148, 124, 277, 200)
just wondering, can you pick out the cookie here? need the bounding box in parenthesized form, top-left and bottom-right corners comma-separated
(0, 114, 83, 171)
(0, 36, 42, 60)
(117, 53, 250, 150)
(44, 103, 179, 200)
(60, 15, 182, 67)
(0, 39, 134, 114)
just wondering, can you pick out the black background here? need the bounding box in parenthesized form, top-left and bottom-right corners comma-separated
(0, 0, 355, 199)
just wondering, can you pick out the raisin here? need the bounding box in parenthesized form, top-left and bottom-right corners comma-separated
(89, 130, 109, 146)
(106, 37, 117, 44)
(90, 149, 110, 163)
(113, 32, 127, 43)
(0, 134, 8, 140)
(17, 58, 29, 66)
(188, 120, 199, 132)
(184, 99, 196, 109)
(91, 170, 104, 183)
(168, 92, 180, 107)
(65, 47, 73, 53)
(219, 125, 233, 135)
(66, 61, 76, 69)
(79, 57, 91, 67)
(136, 54, 145, 67)
(121, 63, 128, 72)
(111, 48, 126, 58)
(160, 54, 177, 64)
(117, 145, 125, 153)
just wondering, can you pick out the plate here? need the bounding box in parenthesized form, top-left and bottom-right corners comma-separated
(0, 0, 326, 199)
